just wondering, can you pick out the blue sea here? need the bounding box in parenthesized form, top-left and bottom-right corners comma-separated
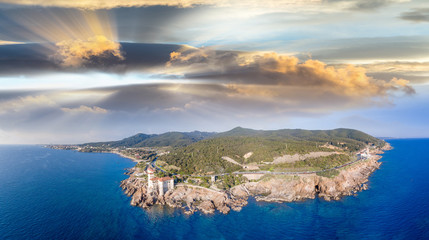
(1, 139, 429, 240)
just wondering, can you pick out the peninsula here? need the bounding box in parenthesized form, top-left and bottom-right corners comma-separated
(51, 127, 391, 214)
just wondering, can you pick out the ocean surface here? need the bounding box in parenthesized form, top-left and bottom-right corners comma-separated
(0, 139, 429, 240)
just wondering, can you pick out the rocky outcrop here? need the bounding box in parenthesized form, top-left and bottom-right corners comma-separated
(121, 149, 386, 214)
(120, 178, 248, 215)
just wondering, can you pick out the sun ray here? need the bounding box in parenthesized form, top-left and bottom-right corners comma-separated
(1, 8, 118, 53)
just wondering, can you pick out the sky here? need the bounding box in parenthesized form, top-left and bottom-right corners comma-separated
(0, 0, 428, 144)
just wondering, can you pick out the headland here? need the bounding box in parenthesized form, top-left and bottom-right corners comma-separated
(50, 127, 392, 214)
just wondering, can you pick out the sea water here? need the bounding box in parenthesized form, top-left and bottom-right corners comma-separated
(1, 139, 429, 240)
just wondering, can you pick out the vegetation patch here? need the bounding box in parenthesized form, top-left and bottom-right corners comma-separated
(316, 169, 340, 178)
(259, 174, 299, 182)
(260, 154, 351, 172)
(218, 175, 246, 190)
(135, 162, 147, 169)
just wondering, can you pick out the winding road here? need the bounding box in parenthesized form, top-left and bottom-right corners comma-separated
(186, 154, 371, 178)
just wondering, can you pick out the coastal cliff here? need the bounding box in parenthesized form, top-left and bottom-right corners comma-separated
(121, 178, 248, 214)
(121, 144, 390, 215)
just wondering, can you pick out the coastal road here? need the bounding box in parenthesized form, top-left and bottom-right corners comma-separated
(233, 155, 370, 176)
(149, 158, 166, 173)
(185, 154, 371, 178)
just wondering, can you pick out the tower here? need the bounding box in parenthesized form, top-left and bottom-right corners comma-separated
(147, 167, 156, 190)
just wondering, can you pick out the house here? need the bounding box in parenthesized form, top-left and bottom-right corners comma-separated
(357, 148, 371, 160)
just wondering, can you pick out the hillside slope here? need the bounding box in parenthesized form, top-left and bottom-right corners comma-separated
(159, 127, 385, 174)
(82, 131, 215, 148)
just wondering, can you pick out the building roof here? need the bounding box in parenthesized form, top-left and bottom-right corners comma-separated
(150, 177, 173, 182)
(146, 167, 156, 174)
(158, 177, 173, 182)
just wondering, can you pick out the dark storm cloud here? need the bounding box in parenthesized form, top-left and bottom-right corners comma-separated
(120, 43, 181, 69)
(0, 44, 58, 75)
(0, 42, 181, 76)
(400, 8, 429, 22)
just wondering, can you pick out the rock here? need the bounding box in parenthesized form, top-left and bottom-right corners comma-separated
(217, 204, 231, 214)
(242, 156, 382, 202)
(196, 200, 215, 214)
(130, 188, 143, 206)
(120, 174, 249, 215)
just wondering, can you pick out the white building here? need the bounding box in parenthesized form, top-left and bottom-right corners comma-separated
(147, 167, 174, 195)
(357, 148, 371, 160)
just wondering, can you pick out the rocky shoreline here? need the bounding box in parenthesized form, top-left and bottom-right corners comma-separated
(121, 178, 248, 214)
(121, 144, 391, 215)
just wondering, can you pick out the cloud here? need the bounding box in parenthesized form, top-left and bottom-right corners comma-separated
(323, 0, 408, 11)
(0, 80, 419, 144)
(362, 61, 429, 73)
(0, 44, 58, 76)
(0, 95, 56, 114)
(166, 48, 415, 98)
(400, 8, 429, 22)
(347, 0, 402, 11)
(358, 61, 429, 84)
(1, 38, 428, 79)
(0, 0, 411, 12)
(388, 77, 415, 94)
(0, 0, 323, 10)
(53, 35, 124, 67)
(323, 0, 410, 11)
(61, 105, 108, 114)
(0, 90, 115, 143)
(306, 36, 429, 62)
(0, 42, 181, 76)
(0, 0, 214, 9)
(349, 0, 390, 10)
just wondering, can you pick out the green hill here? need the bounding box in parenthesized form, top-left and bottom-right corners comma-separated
(82, 131, 215, 148)
(158, 127, 385, 174)
(215, 127, 383, 148)
(81, 127, 384, 175)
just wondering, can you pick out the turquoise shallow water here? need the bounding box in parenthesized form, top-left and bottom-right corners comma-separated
(0, 139, 429, 240)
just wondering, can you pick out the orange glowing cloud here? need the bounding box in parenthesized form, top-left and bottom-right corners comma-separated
(166, 48, 415, 99)
(1, 9, 123, 67)
(53, 35, 124, 67)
